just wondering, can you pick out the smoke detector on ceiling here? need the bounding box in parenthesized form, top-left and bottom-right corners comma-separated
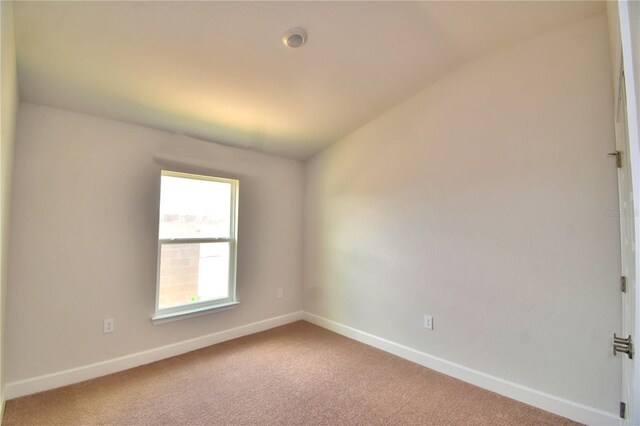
(282, 27, 308, 49)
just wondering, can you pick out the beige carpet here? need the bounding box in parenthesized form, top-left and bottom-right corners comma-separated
(3, 321, 577, 425)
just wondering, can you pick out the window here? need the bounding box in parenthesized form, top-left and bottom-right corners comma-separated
(153, 170, 239, 321)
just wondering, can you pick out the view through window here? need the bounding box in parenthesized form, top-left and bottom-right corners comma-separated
(155, 171, 238, 317)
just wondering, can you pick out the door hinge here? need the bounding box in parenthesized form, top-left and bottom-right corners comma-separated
(609, 151, 622, 168)
(620, 401, 626, 419)
(621, 276, 627, 293)
(614, 333, 633, 359)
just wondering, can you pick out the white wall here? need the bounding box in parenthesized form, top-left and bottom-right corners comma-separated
(6, 103, 303, 382)
(304, 13, 620, 414)
(0, 0, 19, 409)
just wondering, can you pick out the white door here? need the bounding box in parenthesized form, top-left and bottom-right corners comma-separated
(614, 63, 636, 424)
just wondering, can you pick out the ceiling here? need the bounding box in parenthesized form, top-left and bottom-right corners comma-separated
(14, 1, 605, 160)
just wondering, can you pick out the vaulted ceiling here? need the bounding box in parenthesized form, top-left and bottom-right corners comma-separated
(14, 1, 605, 159)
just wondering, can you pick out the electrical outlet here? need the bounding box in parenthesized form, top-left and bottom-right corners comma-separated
(104, 318, 114, 334)
(424, 315, 433, 330)
(277, 288, 283, 298)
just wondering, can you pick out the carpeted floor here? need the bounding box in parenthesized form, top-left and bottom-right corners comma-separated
(3, 321, 577, 425)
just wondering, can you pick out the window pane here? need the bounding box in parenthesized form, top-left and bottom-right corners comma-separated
(159, 175, 232, 239)
(158, 242, 230, 309)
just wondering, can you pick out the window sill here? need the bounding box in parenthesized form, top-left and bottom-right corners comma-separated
(151, 301, 239, 325)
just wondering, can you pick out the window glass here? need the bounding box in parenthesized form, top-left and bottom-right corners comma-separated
(159, 175, 232, 239)
(155, 171, 238, 317)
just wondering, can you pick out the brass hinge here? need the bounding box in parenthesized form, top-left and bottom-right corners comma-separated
(621, 276, 627, 293)
(620, 401, 626, 419)
(609, 151, 622, 168)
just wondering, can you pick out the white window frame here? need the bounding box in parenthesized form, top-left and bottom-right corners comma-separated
(152, 170, 239, 323)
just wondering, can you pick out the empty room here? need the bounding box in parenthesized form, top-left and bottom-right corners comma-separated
(1, 1, 639, 425)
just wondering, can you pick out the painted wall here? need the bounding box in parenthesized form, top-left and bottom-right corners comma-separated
(304, 14, 620, 413)
(1, 0, 19, 407)
(6, 103, 303, 382)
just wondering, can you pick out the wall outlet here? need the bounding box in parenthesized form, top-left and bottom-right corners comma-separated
(277, 288, 283, 298)
(424, 314, 433, 330)
(104, 318, 114, 334)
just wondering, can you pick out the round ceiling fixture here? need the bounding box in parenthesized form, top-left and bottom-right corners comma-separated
(282, 27, 308, 49)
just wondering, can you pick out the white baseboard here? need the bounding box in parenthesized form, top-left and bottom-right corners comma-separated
(3, 310, 621, 425)
(5, 311, 303, 400)
(302, 312, 620, 426)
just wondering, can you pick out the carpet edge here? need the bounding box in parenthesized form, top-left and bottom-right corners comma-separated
(302, 311, 620, 426)
(4, 311, 304, 400)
